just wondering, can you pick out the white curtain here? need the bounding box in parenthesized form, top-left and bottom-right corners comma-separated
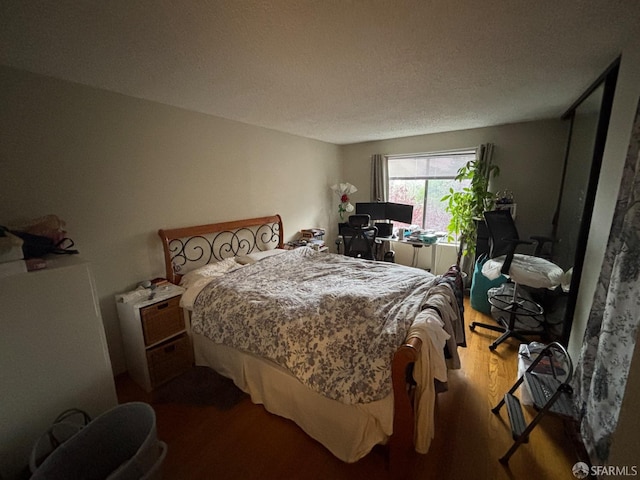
(572, 99, 640, 463)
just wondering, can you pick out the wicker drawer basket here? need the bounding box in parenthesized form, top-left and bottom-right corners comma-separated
(140, 295, 183, 346)
(147, 334, 192, 387)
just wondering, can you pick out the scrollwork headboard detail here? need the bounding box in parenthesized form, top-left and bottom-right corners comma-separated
(158, 214, 284, 284)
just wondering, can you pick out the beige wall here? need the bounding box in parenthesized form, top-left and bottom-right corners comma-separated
(0, 66, 342, 374)
(340, 120, 569, 269)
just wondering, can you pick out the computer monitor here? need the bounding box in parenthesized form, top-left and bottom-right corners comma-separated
(354, 202, 414, 224)
(355, 202, 387, 220)
(386, 202, 414, 224)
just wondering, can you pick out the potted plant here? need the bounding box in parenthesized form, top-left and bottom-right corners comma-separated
(442, 158, 500, 263)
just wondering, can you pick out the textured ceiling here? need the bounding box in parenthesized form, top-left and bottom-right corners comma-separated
(1, 1, 639, 145)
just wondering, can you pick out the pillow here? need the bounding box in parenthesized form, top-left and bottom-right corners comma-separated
(179, 257, 242, 288)
(179, 258, 245, 310)
(235, 248, 287, 265)
(481, 254, 564, 289)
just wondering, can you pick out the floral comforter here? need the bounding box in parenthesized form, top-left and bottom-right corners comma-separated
(191, 247, 439, 404)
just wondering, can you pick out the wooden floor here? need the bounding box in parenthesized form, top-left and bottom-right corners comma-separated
(116, 299, 584, 480)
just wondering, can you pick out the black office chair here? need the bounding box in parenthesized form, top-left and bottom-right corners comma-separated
(469, 210, 563, 351)
(343, 214, 378, 260)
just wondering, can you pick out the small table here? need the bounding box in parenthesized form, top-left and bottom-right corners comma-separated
(378, 236, 438, 271)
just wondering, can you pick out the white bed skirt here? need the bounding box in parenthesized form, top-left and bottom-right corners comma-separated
(192, 332, 393, 463)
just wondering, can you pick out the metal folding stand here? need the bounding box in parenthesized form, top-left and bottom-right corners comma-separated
(492, 341, 576, 464)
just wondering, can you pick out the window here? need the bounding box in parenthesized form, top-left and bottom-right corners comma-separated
(388, 149, 476, 234)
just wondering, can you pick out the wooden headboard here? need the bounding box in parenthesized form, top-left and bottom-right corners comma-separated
(158, 214, 284, 284)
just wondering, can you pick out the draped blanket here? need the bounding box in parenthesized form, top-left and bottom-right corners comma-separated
(573, 98, 640, 463)
(191, 248, 438, 404)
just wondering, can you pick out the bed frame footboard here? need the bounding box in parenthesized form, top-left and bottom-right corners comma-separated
(389, 336, 421, 477)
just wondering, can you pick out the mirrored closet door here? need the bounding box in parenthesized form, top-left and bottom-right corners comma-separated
(552, 59, 619, 345)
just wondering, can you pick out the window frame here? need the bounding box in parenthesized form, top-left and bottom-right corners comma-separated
(387, 148, 477, 234)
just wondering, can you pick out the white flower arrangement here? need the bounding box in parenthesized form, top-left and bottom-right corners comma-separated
(330, 182, 357, 221)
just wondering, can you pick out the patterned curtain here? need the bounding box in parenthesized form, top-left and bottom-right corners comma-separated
(572, 99, 640, 463)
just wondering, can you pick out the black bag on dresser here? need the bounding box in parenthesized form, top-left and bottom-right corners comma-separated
(1, 226, 79, 258)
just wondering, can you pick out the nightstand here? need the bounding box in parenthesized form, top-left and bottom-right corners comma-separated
(116, 283, 192, 392)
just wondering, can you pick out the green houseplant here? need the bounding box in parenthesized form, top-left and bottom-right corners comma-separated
(442, 158, 500, 261)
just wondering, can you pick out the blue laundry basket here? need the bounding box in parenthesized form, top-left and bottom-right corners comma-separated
(470, 253, 507, 314)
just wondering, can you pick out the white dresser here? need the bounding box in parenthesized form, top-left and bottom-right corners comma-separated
(0, 256, 117, 480)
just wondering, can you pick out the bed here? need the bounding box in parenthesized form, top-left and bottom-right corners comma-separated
(158, 214, 463, 472)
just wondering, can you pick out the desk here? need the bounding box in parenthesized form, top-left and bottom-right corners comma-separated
(378, 236, 438, 271)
